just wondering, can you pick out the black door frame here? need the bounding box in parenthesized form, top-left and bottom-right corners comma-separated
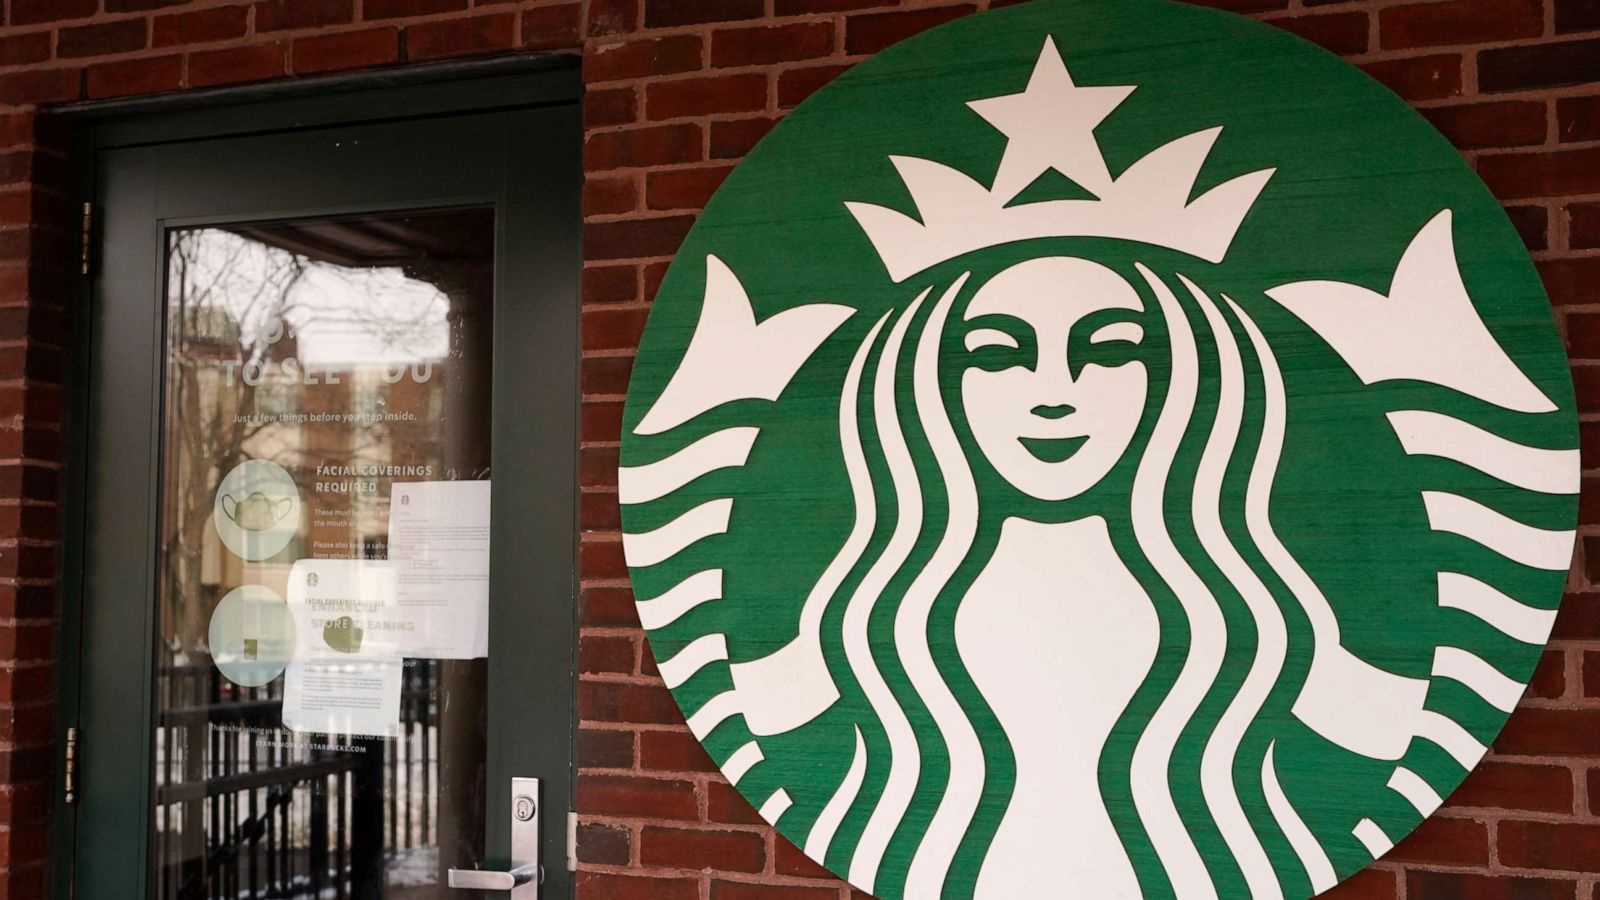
(55, 56, 582, 899)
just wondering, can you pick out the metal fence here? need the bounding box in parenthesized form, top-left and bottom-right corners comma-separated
(153, 658, 442, 900)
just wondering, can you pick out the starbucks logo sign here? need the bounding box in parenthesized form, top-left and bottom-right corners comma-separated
(617, 2, 1577, 897)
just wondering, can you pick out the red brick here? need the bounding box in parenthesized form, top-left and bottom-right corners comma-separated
(1380, 0, 1543, 50)
(646, 73, 766, 120)
(1580, 419, 1600, 470)
(580, 634, 636, 675)
(1541, 257, 1600, 305)
(581, 487, 623, 529)
(154, 7, 251, 48)
(11, 0, 98, 26)
(291, 28, 400, 75)
(1481, 148, 1600, 200)
(407, 14, 516, 61)
(581, 586, 640, 628)
(587, 175, 640, 216)
(712, 22, 835, 69)
(1586, 649, 1600, 697)
(1422, 101, 1546, 150)
(523, 3, 582, 51)
(711, 881, 842, 900)
(1407, 871, 1574, 900)
(0, 783, 50, 826)
(646, 165, 733, 211)
(586, 124, 703, 170)
(586, 87, 638, 128)
(583, 265, 639, 305)
(580, 773, 698, 819)
(255, 0, 355, 32)
(576, 872, 698, 900)
(639, 729, 715, 772)
(577, 822, 632, 865)
(584, 307, 653, 354)
(583, 400, 625, 444)
(588, 0, 639, 37)
(0, 823, 48, 866)
(1318, 867, 1398, 900)
(1571, 202, 1600, 250)
(777, 0, 880, 12)
(1494, 706, 1600, 756)
(711, 116, 780, 159)
(1271, 11, 1371, 55)
(1578, 366, 1600, 413)
(587, 35, 703, 84)
(1500, 819, 1600, 872)
(706, 781, 763, 825)
(581, 445, 620, 487)
(0, 70, 82, 107)
(774, 838, 834, 879)
(1385, 815, 1489, 866)
(57, 20, 149, 59)
(585, 216, 693, 262)
(645, 0, 764, 27)
(1560, 95, 1600, 142)
(640, 826, 765, 872)
(582, 354, 636, 393)
(188, 43, 289, 88)
(86, 56, 183, 100)
(778, 63, 852, 108)
(1529, 649, 1567, 699)
(579, 679, 682, 725)
(1505, 204, 1548, 251)
(364, 0, 467, 18)
(106, 0, 192, 9)
(0, 34, 50, 69)
(1590, 767, 1600, 814)
(1481, 36, 1600, 93)
(0, 587, 54, 621)
(1361, 54, 1463, 101)
(1557, 0, 1600, 31)
(846, 5, 977, 56)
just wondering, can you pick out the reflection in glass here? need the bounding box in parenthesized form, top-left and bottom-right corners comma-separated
(153, 209, 495, 899)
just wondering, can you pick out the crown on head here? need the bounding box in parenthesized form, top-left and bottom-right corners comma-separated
(846, 37, 1276, 283)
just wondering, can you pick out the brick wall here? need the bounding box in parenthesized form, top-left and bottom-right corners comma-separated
(0, 0, 1592, 898)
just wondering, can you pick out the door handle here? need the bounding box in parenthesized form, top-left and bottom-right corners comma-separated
(447, 776, 541, 897)
(447, 863, 540, 891)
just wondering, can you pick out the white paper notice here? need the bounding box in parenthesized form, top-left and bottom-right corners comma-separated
(388, 480, 491, 659)
(282, 559, 403, 737)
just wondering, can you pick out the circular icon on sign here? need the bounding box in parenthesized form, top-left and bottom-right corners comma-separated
(207, 584, 296, 687)
(214, 459, 300, 561)
(619, 2, 1578, 898)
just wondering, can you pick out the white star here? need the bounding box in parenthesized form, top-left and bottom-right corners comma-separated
(968, 37, 1135, 202)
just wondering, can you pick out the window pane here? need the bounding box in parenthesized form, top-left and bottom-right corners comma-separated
(153, 207, 495, 899)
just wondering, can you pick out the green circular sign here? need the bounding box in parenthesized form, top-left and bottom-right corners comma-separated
(618, 2, 1577, 897)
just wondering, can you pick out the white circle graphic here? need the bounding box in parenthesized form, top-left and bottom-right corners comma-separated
(207, 584, 296, 687)
(213, 458, 300, 561)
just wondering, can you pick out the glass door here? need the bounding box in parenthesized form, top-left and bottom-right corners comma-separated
(69, 76, 579, 900)
(155, 209, 495, 898)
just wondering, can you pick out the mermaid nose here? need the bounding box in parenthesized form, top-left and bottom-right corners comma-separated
(1031, 403, 1076, 420)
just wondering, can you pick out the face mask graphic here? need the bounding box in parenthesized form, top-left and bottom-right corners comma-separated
(323, 616, 365, 654)
(220, 491, 294, 532)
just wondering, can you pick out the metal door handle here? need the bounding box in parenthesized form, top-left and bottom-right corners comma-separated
(447, 777, 541, 897)
(447, 863, 540, 890)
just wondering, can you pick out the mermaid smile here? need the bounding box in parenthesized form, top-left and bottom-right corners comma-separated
(1020, 434, 1088, 463)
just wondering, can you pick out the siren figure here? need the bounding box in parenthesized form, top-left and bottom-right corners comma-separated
(619, 35, 1575, 900)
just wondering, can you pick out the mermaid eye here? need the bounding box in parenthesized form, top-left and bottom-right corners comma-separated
(964, 328, 1020, 352)
(1089, 322, 1144, 345)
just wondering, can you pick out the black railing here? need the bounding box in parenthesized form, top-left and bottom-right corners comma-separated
(154, 658, 442, 900)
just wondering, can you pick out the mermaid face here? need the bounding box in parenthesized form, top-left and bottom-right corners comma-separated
(960, 257, 1148, 501)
